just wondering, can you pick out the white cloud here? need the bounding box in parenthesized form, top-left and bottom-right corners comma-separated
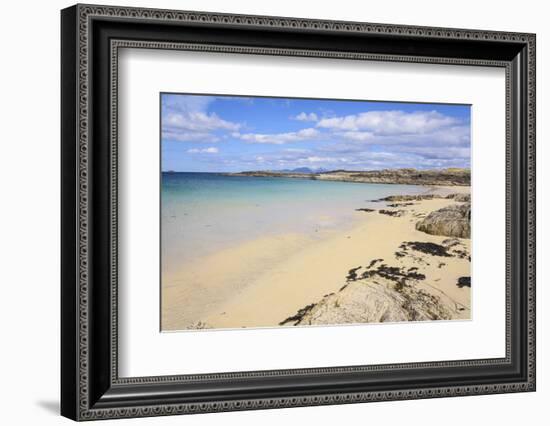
(162, 131, 220, 143)
(301, 156, 337, 163)
(293, 112, 318, 122)
(162, 95, 214, 115)
(316, 110, 458, 135)
(284, 148, 309, 153)
(321, 124, 470, 153)
(339, 131, 374, 141)
(187, 147, 219, 154)
(164, 112, 240, 133)
(162, 95, 470, 172)
(396, 145, 471, 160)
(234, 128, 320, 145)
(161, 94, 242, 143)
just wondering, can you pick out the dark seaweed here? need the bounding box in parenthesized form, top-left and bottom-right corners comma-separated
(399, 241, 451, 257)
(379, 209, 405, 217)
(387, 202, 415, 207)
(452, 249, 469, 259)
(279, 303, 316, 325)
(367, 258, 384, 269)
(457, 276, 471, 288)
(346, 266, 362, 282)
(359, 264, 426, 292)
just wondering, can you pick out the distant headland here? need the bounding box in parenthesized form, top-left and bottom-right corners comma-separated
(225, 167, 470, 186)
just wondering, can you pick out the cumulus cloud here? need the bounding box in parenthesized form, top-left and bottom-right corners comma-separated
(300, 156, 337, 163)
(161, 94, 242, 143)
(284, 148, 310, 153)
(162, 94, 471, 172)
(321, 124, 470, 154)
(187, 147, 219, 154)
(316, 110, 458, 135)
(164, 111, 240, 133)
(163, 94, 213, 112)
(239, 133, 470, 171)
(396, 145, 471, 160)
(233, 128, 320, 145)
(293, 112, 319, 122)
(339, 131, 374, 141)
(162, 131, 220, 143)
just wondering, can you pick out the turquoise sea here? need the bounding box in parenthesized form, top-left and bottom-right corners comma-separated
(161, 172, 426, 273)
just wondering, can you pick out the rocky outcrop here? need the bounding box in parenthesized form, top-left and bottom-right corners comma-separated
(277, 192, 472, 328)
(280, 263, 457, 326)
(378, 193, 470, 202)
(314, 168, 470, 186)
(228, 168, 470, 186)
(415, 203, 471, 238)
(378, 194, 441, 202)
(446, 193, 471, 202)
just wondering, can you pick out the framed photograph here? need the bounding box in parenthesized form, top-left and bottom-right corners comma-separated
(61, 4, 536, 421)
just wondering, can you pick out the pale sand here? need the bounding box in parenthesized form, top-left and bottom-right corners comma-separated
(162, 188, 471, 331)
(423, 185, 471, 196)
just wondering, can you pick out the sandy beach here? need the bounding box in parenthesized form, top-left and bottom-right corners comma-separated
(161, 185, 471, 331)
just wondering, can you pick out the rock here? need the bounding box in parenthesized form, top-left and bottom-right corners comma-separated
(288, 281, 411, 325)
(355, 208, 375, 212)
(280, 259, 464, 326)
(415, 203, 471, 238)
(379, 209, 406, 217)
(379, 194, 441, 202)
(378, 193, 470, 203)
(314, 168, 470, 186)
(446, 193, 471, 202)
(284, 276, 454, 326)
(442, 238, 461, 248)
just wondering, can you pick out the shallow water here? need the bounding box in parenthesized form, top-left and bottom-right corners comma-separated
(161, 172, 426, 276)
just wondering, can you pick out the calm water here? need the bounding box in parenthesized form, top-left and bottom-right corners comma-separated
(161, 172, 426, 273)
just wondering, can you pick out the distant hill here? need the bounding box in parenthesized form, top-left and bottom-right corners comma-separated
(272, 167, 328, 174)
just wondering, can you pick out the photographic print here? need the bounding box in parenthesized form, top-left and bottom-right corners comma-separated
(160, 93, 471, 331)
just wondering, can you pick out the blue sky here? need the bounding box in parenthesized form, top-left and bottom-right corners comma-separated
(161, 93, 471, 172)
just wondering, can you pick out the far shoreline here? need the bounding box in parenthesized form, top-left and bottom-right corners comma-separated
(163, 167, 471, 187)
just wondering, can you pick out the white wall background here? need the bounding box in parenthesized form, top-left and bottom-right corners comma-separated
(0, 0, 546, 424)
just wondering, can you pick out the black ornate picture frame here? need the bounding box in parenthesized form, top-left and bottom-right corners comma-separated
(61, 4, 536, 421)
